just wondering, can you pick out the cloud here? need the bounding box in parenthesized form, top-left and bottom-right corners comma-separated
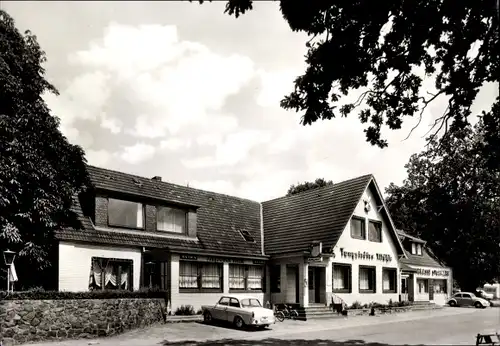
(117, 143, 156, 164)
(182, 129, 272, 169)
(86, 149, 112, 167)
(160, 138, 192, 151)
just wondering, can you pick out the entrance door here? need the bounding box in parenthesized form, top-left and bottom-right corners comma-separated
(429, 279, 434, 301)
(308, 268, 315, 304)
(308, 267, 322, 304)
(286, 265, 299, 303)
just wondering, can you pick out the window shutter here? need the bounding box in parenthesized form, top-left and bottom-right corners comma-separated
(348, 267, 352, 293)
(372, 269, 376, 292)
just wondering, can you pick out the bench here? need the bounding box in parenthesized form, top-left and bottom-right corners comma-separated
(476, 330, 500, 345)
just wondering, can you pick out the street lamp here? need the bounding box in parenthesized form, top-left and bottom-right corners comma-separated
(3, 249, 16, 292)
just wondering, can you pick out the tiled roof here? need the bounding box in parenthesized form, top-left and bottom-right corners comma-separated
(55, 165, 263, 257)
(262, 175, 373, 254)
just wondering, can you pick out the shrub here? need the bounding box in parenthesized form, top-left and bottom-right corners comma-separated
(388, 299, 394, 307)
(174, 305, 195, 316)
(348, 301, 363, 309)
(196, 309, 203, 315)
(396, 300, 411, 307)
(0, 287, 168, 300)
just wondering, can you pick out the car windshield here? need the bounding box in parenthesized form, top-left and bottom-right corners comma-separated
(240, 298, 262, 308)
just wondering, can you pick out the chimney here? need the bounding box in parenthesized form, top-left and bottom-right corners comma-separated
(152, 176, 162, 182)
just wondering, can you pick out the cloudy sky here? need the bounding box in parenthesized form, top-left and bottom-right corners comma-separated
(4, 1, 498, 202)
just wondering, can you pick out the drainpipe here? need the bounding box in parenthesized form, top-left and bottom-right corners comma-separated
(260, 203, 265, 256)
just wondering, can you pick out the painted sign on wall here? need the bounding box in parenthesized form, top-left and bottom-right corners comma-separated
(415, 268, 450, 277)
(339, 248, 393, 263)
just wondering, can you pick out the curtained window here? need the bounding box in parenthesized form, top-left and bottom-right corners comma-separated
(89, 257, 133, 291)
(229, 265, 246, 289)
(229, 264, 264, 291)
(108, 198, 144, 229)
(157, 206, 186, 233)
(179, 261, 198, 288)
(333, 264, 351, 293)
(179, 261, 222, 291)
(368, 221, 382, 242)
(359, 266, 376, 293)
(351, 217, 366, 239)
(382, 268, 397, 293)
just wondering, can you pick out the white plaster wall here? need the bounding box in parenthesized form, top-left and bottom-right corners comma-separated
(169, 254, 265, 312)
(58, 241, 142, 292)
(330, 186, 401, 306)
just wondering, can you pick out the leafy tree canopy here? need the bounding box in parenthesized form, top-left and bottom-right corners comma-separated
(385, 102, 500, 291)
(287, 178, 333, 196)
(0, 10, 90, 286)
(196, 0, 499, 149)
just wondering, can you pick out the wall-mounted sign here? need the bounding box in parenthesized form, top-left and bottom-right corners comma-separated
(415, 268, 450, 277)
(307, 257, 323, 263)
(310, 241, 322, 258)
(180, 255, 198, 260)
(339, 248, 392, 263)
(206, 257, 245, 264)
(252, 260, 265, 265)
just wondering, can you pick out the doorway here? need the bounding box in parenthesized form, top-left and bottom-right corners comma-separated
(286, 265, 299, 303)
(308, 267, 324, 304)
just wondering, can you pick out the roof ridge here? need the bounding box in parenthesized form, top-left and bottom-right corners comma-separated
(262, 173, 373, 204)
(86, 164, 261, 204)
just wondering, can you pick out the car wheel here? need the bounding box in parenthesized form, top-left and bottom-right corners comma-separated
(474, 302, 482, 308)
(449, 301, 457, 307)
(234, 316, 244, 329)
(203, 311, 212, 323)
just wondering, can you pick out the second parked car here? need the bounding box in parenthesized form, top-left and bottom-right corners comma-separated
(447, 292, 489, 308)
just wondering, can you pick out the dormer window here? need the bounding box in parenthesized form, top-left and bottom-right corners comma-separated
(157, 206, 187, 234)
(108, 198, 144, 229)
(411, 242, 423, 255)
(240, 230, 254, 242)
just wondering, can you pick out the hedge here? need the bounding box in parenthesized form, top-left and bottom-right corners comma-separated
(0, 287, 168, 300)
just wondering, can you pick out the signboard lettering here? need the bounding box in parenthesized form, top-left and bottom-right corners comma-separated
(180, 255, 198, 260)
(339, 248, 392, 263)
(252, 260, 265, 265)
(416, 268, 450, 277)
(307, 257, 323, 263)
(206, 257, 245, 264)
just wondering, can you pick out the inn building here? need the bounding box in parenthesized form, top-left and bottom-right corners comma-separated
(53, 165, 453, 312)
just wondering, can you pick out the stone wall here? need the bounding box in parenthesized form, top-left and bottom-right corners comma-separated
(1, 298, 166, 346)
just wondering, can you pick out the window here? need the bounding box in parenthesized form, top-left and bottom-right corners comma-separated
(382, 268, 397, 293)
(218, 297, 230, 306)
(359, 266, 376, 293)
(411, 243, 417, 254)
(416, 244, 422, 255)
(179, 261, 222, 291)
(351, 217, 366, 239)
(108, 198, 144, 229)
(240, 298, 262, 307)
(229, 298, 240, 308)
(417, 278, 428, 293)
(270, 265, 281, 293)
(89, 257, 133, 291)
(368, 221, 382, 242)
(229, 264, 264, 291)
(157, 206, 186, 233)
(433, 279, 447, 294)
(239, 230, 255, 242)
(333, 264, 352, 293)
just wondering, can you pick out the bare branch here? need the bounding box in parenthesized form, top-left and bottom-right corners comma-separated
(404, 89, 446, 141)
